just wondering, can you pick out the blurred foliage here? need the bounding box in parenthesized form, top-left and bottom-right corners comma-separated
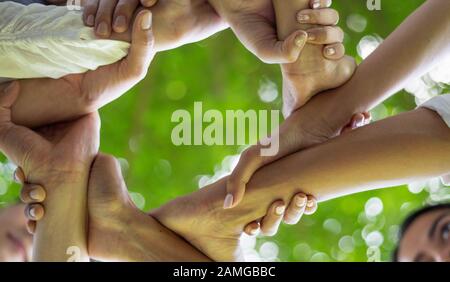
(1, 0, 449, 262)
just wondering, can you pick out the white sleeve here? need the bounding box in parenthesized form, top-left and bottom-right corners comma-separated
(0, 2, 131, 80)
(420, 94, 450, 128)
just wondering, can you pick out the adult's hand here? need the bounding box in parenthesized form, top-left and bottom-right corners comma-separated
(0, 81, 101, 261)
(9, 10, 155, 128)
(208, 0, 342, 64)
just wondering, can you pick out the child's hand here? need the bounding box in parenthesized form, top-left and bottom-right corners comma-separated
(82, 0, 157, 37)
(224, 91, 371, 209)
(208, 0, 340, 64)
(244, 193, 317, 237)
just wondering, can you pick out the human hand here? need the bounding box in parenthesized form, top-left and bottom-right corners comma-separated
(0, 82, 100, 186)
(81, 0, 226, 52)
(244, 193, 317, 237)
(82, 0, 157, 37)
(275, 0, 356, 116)
(19, 153, 138, 260)
(8, 10, 155, 128)
(224, 91, 371, 209)
(208, 0, 340, 64)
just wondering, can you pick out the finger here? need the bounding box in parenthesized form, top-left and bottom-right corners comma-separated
(20, 184, 46, 204)
(83, 0, 99, 26)
(112, 0, 139, 33)
(260, 31, 308, 64)
(310, 0, 332, 9)
(120, 10, 155, 80)
(297, 8, 339, 25)
(352, 113, 366, 129)
(304, 195, 318, 215)
(323, 43, 345, 60)
(26, 220, 36, 235)
(307, 26, 344, 45)
(0, 82, 47, 165)
(277, 30, 308, 63)
(244, 221, 260, 236)
(226, 113, 317, 208)
(140, 0, 157, 7)
(363, 112, 372, 125)
(260, 201, 285, 237)
(13, 167, 25, 184)
(283, 193, 307, 225)
(25, 204, 44, 221)
(225, 147, 265, 209)
(95, 0, 118, 38)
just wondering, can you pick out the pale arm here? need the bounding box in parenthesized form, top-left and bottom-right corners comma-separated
(337, 0, 450, 114)
(173, 107, 450, 230)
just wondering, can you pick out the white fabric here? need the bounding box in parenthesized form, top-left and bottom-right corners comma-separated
(421, 94, 450, 186)
(421, 94, 450, 128)
(0, 1, 130, 80)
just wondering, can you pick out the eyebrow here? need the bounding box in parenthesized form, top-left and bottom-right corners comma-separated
(428, 213, 449, 239)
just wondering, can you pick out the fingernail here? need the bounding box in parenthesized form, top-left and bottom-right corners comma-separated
(307, 32, 316, 42)
(114, 15, 127, 30)
(307, 199, 315, 208)
(312, 0, 321, 9)
(249, 228, 259, 236)
(30, 189, 40, 201)
(97, 22, 109, 36)
(297, 13, 310, 23)
(141, 11, 152, 30)
(356, 119, 365, 127)
(326, 47, 336, 56)
(13, 167, 25, 184)
(86, 15, 95, 26)
(295, 195, 307, 207)
(275, 205, 285, 216)
(29, 207, 36, 219)
(295, 33, 307, 47)
(223, 193, 234, 209)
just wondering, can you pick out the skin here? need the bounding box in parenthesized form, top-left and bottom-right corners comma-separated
(227, 0, 450, 210)
(1, 82, 216, 262)
(225, 0, 357, 207)
(24, 106, 450, 261)
(4, 1, 347, 129)
(0, 205, 32, 262)
(398, 208, 450, 262)
(147, 107, 450, 261)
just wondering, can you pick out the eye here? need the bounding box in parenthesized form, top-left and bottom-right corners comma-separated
(441, 222, 450, 241)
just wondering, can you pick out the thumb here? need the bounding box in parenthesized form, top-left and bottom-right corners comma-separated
(0, 82, 46, 166)
(224, 113, 314, 209)
(256, 30, 308, 64)
(122, 10, 155, 80)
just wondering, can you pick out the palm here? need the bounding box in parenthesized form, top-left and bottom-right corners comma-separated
(19, 115, 100, 185)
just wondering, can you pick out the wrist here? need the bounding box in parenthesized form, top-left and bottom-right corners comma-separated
(319, 86, 362, 128)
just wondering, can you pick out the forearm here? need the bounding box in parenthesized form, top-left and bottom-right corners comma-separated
(337, 0, 450, 113)
(198, 108, 450, 227)
(112, 209, 210, 262)
(32, 174, 90, 262)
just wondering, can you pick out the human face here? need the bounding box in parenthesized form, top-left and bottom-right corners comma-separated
(0, 205, 33, 262)
(398, 208, 450, 262)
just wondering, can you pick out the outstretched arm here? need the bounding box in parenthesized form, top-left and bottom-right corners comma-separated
(337, 0, 450, 113)
(152, 104, 450, 261)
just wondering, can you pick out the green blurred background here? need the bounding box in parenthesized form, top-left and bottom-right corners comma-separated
(1, 0, 449, 262)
